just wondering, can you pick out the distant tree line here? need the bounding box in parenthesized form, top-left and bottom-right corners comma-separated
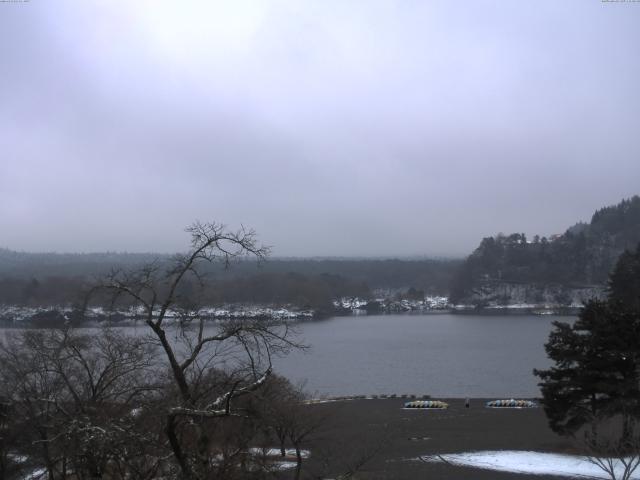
(0, 253, 459, 314)
(0, 276, 87, 307)
(0, 273, 368, 313)
(450, 196, 640, 303)
(0, 249, 460, 291)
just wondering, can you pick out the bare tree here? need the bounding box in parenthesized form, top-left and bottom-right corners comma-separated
(250, 375, 327, 479)
(0, 394, 20, 480)
(0, 327, 159, 480)
(584, 416, 640, 480)
(287, 405, 326, 480)
(99, 222, 302, 479)
(1, 223, 308, 479)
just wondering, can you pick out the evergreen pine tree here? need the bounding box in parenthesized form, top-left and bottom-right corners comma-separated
(534, 243, 640, 438)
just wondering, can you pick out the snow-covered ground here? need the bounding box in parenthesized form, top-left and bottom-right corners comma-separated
(248, 447, 310, 459)
(0, 304, 315, 324)
(15, 448, 310, 479)
(334, 295, 450, 312)
(22, 468, 46, 480)
(420, 450, 640, 479)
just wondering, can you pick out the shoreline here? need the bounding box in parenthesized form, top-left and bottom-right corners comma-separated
(306, 394, 543, 403)
(0, 303, 580, 327)
(305, 397, 575, 480)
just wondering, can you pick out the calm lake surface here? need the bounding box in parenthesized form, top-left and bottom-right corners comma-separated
(272, 313, 568, 398)
(1, 313, 569, 398)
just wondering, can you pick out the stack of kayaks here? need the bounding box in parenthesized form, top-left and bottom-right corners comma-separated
(486, 399, 537, 408)
(404, 400, 448, 409)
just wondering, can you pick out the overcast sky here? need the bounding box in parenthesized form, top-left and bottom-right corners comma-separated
(1, 1, 639, 257)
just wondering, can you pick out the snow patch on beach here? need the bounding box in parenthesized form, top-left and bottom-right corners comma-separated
(270, 461, 298, 471)
(420, 450, 640, 479)
(23, 468, 47, 480)
(248, 447, 310, 459)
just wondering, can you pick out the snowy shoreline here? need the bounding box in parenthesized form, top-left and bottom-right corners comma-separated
(0, 299, 579, 327)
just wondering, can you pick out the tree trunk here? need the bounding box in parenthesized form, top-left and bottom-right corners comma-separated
(149, 323, 193, 404)
(294, 446, 303, 480)
(166, 414, 192, 479)
(196, 425, 210, 478)
(279, 436, 286, 457)
(37, 429, 56, 480)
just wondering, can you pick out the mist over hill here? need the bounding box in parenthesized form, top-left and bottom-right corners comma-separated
(2, 196, 639, 312)
(450, 196, 640, 307)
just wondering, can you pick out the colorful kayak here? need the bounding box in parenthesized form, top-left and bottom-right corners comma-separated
(486, 399, 537, 408)
(404, 400, 449, 409)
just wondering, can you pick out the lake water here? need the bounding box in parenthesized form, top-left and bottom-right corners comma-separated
(1, 313, 569, 399)
(272, 313, 567, 398)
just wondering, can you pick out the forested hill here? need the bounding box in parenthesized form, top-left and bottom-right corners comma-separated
(0, 249, 459, 308)
(450, 196, 640, 305)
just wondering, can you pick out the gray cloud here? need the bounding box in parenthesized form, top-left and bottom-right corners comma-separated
(1, 0, 639, 256)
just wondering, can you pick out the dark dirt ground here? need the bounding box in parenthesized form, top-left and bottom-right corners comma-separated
(301, 398, 579, 480)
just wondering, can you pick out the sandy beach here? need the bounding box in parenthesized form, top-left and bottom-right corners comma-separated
(302, 398, 578, 479)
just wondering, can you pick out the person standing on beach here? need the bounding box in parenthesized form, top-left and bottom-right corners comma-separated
(465, 398, 470, 408)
